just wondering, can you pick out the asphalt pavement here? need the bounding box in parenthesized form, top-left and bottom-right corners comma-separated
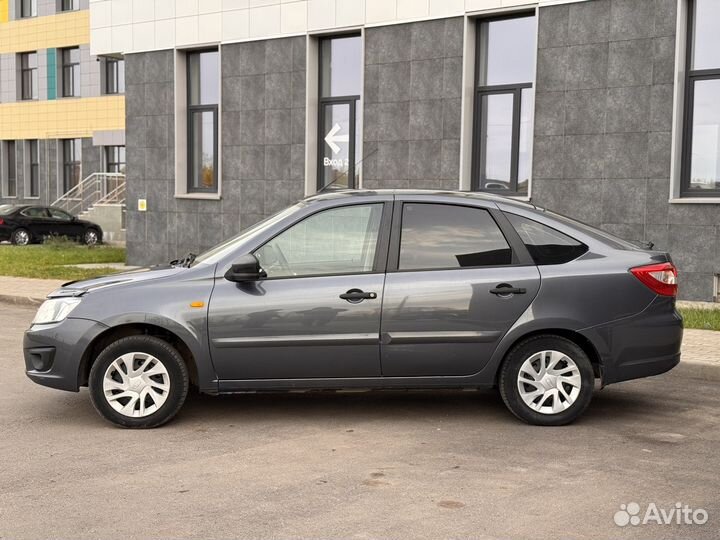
(1, 304, 718, 539)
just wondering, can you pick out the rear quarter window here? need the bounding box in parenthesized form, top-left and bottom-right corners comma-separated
(506, 213, 588, 265)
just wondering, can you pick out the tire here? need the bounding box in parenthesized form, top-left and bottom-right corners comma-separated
(89, 335, 189, 428)
(83, 228, 100, 246)
(11, 228, 31, 246)
(499, 335, 594, 426)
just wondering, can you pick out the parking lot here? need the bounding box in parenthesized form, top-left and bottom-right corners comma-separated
(1, 303, 718, 540)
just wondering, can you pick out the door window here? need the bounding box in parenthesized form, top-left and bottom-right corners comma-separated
(21, 207, 48, 218)
(255, 204, 383, 279)
(398, 203, 512, 270)
(48, 208, 73, 221)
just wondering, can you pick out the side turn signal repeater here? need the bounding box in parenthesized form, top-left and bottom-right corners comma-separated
(190, 301, 205, 308)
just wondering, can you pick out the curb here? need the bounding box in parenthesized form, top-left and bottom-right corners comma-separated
(0, 294, 45, 308)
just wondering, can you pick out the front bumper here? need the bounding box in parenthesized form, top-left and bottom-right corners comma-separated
(24, 317, 108, 392)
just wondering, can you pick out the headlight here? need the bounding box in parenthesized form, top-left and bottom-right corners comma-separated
(32, 298, 82, 325)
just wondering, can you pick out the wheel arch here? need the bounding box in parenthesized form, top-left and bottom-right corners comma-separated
(493, 328, 604, 385)
(79, 323, 199, 389)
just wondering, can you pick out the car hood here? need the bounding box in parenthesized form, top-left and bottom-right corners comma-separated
(49, 265, 189, 297)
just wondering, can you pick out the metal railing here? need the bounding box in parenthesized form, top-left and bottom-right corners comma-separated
(52, 172, 126, 216)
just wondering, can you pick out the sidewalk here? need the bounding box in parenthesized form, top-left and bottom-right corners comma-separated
(0, 276, 65, 306)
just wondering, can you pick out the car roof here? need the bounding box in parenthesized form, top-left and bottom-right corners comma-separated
(303, 188, 538, 210)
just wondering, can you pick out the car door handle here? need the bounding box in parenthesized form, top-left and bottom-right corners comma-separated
(339, 289, 377, 302)
(490, 284, 527, 296)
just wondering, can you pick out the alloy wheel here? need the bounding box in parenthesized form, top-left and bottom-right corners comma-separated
(517, 350, 582, 415)
(85, 230, 98, 245)
(103, 352, 171, 418)
(14, 230, 29, 245)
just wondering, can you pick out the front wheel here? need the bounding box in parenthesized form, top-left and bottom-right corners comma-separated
(89, 336, 189, 428)
(83, 228, 100, 245)
(499, 336, 595, 426)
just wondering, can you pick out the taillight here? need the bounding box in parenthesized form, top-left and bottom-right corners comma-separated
(630, 262, 678, 296)
(0, 218, 4, 225)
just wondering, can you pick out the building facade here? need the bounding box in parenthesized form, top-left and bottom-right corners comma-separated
(90, 0, 719, 301)
(0, 0, 125, 208)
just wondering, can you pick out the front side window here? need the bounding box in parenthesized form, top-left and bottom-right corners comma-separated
(6, 142, 17, 198)
(682, 0, 720, 196)
(29, 140, 39, 197)
(48, 208, 72, 220)
(20, 52, 38, 100)
(399, 204, 512, 270)
(20, 0, 36, 17)
(505, 213, 588, 265)
(255, 204, 383, 279)
(62, 139, 81, 193)
(473, 14, 536, 195)
(105, 57, 125, 94)
(318, 35, 362, 191)
(61, 47, 80, 97)
(105, 146, 126, 174)
(187, 50, 219, 193)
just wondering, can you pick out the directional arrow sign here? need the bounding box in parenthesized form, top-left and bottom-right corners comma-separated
(324, 123, 349, 155)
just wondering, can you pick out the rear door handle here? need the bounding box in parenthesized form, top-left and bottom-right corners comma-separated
(490, 284, 527, 296)
(340, 289, 377, 303)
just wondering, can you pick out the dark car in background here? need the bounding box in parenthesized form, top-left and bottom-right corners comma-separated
(0, 205, 103, 246)
(22, 190, 682, 428)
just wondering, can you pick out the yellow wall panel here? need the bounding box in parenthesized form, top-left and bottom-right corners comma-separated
(0, 0, 8, 24)
(0, 10, 89, 53)
(0, 96, 125, 139)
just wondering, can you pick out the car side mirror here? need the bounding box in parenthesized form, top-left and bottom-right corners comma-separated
(224, 254, 266, 283)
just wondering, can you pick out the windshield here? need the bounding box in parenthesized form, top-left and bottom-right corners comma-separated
(193, 202, 306, 266)
(0, 205, 19, 216)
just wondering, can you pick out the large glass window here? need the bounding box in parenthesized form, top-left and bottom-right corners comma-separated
(20, 52, 38, 100)
(61, 47, 80, 98)
(6, 142, 17, 198)
(105, 57, 125, 94)
(62, 139, 81, 194)
(398, 204, 512, 270)
(20, 0, 36, 17)
(318, 35, 362, 190)
(29, 140, 39, 198)
(187, 50, 219, 193)
(473, 14, 536, 195)
(255, 204, 383, 279)
(105, 146, 126, 174)
(682, 0, 720, 196)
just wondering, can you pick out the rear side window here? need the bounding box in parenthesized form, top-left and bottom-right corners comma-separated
(506, 213, 587, 265)
(399, 203, 512, 270)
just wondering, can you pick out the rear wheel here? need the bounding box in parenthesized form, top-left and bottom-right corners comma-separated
(499, 335, 594, 426)
(11, 228, 31, 246)
(89, 335, 189, 428)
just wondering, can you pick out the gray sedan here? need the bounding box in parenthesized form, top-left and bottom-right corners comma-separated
(23, 190, 683, 427)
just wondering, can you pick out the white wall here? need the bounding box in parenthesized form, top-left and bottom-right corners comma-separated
(89, 0, 590, 55)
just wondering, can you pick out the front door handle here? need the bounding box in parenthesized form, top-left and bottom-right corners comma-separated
(490, 283, 527, 296)
(340, 289, 377, 303)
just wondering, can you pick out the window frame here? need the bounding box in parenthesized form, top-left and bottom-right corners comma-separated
(20, 0, 36, 18)
(59, 0, 79, 11)
(680, 0, 720, 197)
(5, 141, 17, 198)
(60, 47, 80, 98)
(251, 201, 393, 281)
(104, 145, 126, 174)
(104, 57, 125, 95)
(186, 49, 219, 194)
(62, 138, 81, 194)
(471, 12, 536, 196)
(316, 34, 362, 191)
(20, 52, 38, 101)
(28, 140, 39, 198)
(385, 200, 534, 273)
